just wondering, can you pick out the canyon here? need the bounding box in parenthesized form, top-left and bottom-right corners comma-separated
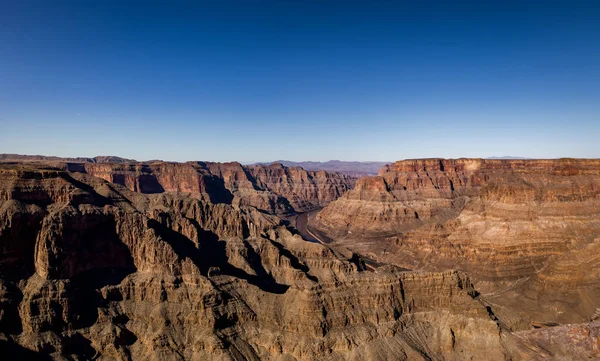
(254, 161, 390, 177)
(79, 161, 355, 215)
(0, 156, 598, 360)
(314, 158, 600, 336)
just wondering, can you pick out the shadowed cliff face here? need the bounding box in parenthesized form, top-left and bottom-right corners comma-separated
(1, 161, 597, 360)
(80, 161, 355, 215)
(314, 158, 600, 330)
(0, 162, 543, 361)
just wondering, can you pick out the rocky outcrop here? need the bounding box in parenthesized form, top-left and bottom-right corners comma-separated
(314, 158, 600, 330)
(0, 156, 355, 216)
(0, 162, 538, 360)
(514, 321, 600, 360)
(81, 161, 355, 215)
(255, 160, 390, 177)
(244, 163, 353, 212)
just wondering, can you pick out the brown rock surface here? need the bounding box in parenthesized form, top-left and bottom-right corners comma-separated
(314, 158, 600, 330)
(514, 321, 600, 360)
(254, 160, 390, 177)
(0, 162, 540, 360)
(81, 161, 354, 215)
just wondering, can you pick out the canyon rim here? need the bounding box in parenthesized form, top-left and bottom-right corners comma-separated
(0, 156, 598, 360)
(2, 1, 599, 359)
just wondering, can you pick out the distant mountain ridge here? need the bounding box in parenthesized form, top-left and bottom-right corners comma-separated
(256, 160, 390, 176)
(0, 155, 388, 177)
(486, 156, 529, 159)
(0, 153, 135, 163)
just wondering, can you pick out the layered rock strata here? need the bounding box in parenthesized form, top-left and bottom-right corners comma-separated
(314, 158, 600, 329)
(79, 161, 354, 215)
(0, 163, 538, 360)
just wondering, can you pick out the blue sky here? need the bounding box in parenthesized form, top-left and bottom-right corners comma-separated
(1, 1, 599, 162)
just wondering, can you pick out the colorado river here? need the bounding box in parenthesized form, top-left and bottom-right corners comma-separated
(294, 208, 324, 243)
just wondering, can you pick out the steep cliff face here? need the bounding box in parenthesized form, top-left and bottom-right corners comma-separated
(0, 163, 533, 360)
(314, 158, 600, 329)
(254, 160, 390, 177)
(80, 161, 354, 215)
(245, 163, 353, 212)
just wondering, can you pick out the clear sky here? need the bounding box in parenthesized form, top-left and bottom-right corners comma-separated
(1, 1, 599, 162)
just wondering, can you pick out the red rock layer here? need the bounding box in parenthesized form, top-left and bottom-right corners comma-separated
(314, 158, 600, 329)
(80, 161, 354, 215)
(0, 162, 538, 360)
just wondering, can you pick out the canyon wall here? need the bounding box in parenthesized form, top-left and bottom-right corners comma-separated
(0, 162, 540, 360)
(314, 158, 600, 330)
(79, 161, 355, 215)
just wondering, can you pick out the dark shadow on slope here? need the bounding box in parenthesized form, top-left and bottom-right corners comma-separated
(135, 174, 165, 194)
(0, 281, 23, 335)
(349, 253, 368, 271)
(147, 219, 289, 294)
(274, 195, 296, 215)
(241, 240, 270, 278)
(234, 240, 297, 289)
(241, 168, 262, 191)
(63, 216, 137, 281)
(61, 333, 96, 359)
(267, 239, 319, 282)
(59, 173, 113, 207)
(58, 215, 137, 329)
(0, 210, 45, 281)
(224, 264, 290, 294)
(0, 340, 52, 361)
(203, 175, 235, 204)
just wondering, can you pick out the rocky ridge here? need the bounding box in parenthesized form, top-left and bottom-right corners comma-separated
(256, 161, 390, 177)
(0, 153, 135, 164)
(77, 161, 354, 215)
(314, 158, 600, 331)
(0, 162, 543, 360)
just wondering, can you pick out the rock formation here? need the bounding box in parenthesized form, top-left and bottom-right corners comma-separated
(80, 161, 354, 215)
(254, 160, 390, 177)
(314, 158, 600, 330)
(0, 155, 355, 216)
(0, 161, 544, 360)
(2, 158, 599, 359)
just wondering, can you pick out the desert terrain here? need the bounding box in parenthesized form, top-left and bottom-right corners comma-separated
(0, 155, 598, 360)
